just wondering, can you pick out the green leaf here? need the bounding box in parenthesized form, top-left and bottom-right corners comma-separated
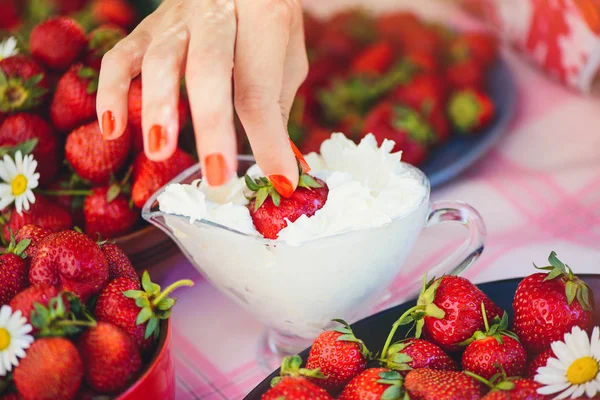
(288, 355, 302, 371)
(136, 307, 153, 325)
(87, 80, 98, 94)
(123, 290, 143, 299)
(579, 283, 592, 311)
(496, 381, 515, 391)
(157, 297, 176, 311)
(0, 71, 7, 86)
(548, 251, 564, 270)
(158, 309, 171, 320)
(565, 281, 577, 305)
(425, 303, 445, 319)
(380, 385, 401, 400)
(144, 316, 159, 339)
(270, 377, 282, 387)
(271, 190, 281, 207)
(379, 370, 401, 380)
(545, 268, 564, 282)
(13, 238, 31, 256)
(336, 334, 358, 342)
(391, 353, 412, 364)
(29, 73, 43, 85)
(106, 183, 121, 203)
(244, 174, 260, 191)
(298, 174, 322, 189)
(135, 297, 150, 308)
(30, 303, 49, 328)
(253, 188, 269, 211)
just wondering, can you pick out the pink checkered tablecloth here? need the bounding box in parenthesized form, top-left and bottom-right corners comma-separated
(144, 1, 600, 398)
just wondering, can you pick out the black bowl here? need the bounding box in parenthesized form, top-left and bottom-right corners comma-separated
(245, 275, 600, 399)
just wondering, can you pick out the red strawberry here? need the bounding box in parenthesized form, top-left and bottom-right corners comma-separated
(101, 243, 138, 282)
(78, 321, 141, 393)
(382, 338, 458, 375)
(0, 113, 60, 185)
(9, 283, 59, 326)
(362, 102, 434, 165)
(315, 29, 359, 62)
(398, 25, 443, 55)
(350, 41, 395, 76)
(29, 17, 87, 70)
(131, 148, 195, 209)
(513, 252, 594, 355)
(391, 74, 447, 114)
(461, 311, 527, 380)
(29, 230, 109, 301)
(445, 58, 485, 90)
(404, 51, 438, 74)
(305, 319, 369, 392)
(13, 337, 83, 400)
(427, 106, 451, 144)
(0, 234, 30, 305)
(448, 32, 498, 68)
(94, 272, 192, 351)
(50, 0, 87, 14)
(2, 196, 73, 241)
(85, 24, 126, 70)
(382, 276, 503, 356)
(376, 12, 422, 49)
(66, 121, 131, 185)
(404, 369, 485, 400)
(83, 184, 138, 239)
(338, 368, 406, 400)
(246, 173, 328, 240)
(91, 0, 137, 29)
(482, 378, 548, 400)
(303, 12, 325, 49)
(0, 56, 49, 114)
(448, 89, 495, 134)
(0, 0, 21, 30)
(15, 224, 51, 259)
(327, 9, 377, 44)
(526, 348, 554, 379)
(262, 355, 332, 400)
(50, 64, 98, 132)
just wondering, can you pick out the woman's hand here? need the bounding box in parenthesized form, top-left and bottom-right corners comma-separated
(96, 0, 308, 196)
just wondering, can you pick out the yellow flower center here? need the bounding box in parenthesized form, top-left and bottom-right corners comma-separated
(567, 357, 599, 384)
(11, 174, 27, 196)
(0, 328, 11, 351)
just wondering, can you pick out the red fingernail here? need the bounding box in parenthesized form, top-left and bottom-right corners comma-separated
(148, 125, 167, 153)
(102, 111, 114, 139)
(269, 174, 294, 198)
(204, 153, 229, 186)
(289, 138, 311, 174)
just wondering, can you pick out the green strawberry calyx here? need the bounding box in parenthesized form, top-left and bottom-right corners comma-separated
(535, 251, 593, 311)
(270, 355, 326, 387)
(31, 292, 97, 338)
(464, 369, 517, 392)
(89, 26, 126, 59)
(0, 71, 47, 113)
(0, 138, 38, 159)
(376, 370, 409, 400)
(244, 170, 322, 212)
(459, 304, 518, 346)
(392, 105, 436, 144)
(331, 318, 371, 359)
(123, 271, 194, 341)
(106, 167, 133, 205)
(78, 66, 99, 94)
(380, 275, 446, 359)
(3, 230, 30, 259)
(381, 340, 415, 372)
(447, 90, 482, 134)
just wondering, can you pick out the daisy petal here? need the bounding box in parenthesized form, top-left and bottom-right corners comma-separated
(553, 341, 577, 366)
(538, 382, 571, 395)
(585, 380, 598, 398)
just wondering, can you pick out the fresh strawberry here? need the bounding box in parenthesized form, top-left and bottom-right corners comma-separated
(398, 25, 443, 55)
(382, 276, 503, 356)
(2, 196, 73, 241)
(448, 89, 495, 134)
(376, 12, 422, 48)
(101, 243, 138, 282)
(66, 121, 131, 185)
(404, 369, 485, 400)
(327, 9, 377, 44)
(391, 74, 447, 114)
(50, 64, 98, 132)
(13, 337, 83, 400)
(526, 348, 554, 379)
(0, 0, 21, 31)
(0, 113, 60, 185)
(78, 321, 141, 393)
(0, 234, 30, 305)
(29, 17, 87, 70)
(94, 272, 193, 351)
(338, 368, 406, 400)
(50, 0, 87, 14)
(0, 56, 49, 114)
(126, 77, 188, 153)
(83, 180, 138, 239)
(15, 224, 50, 259)
(246, 173, 328, 240)
(29, 230, 109, 301)
(448, 32, 498, 68)
(131, 148, 195, 209)
(350, 41, 395, 76)
(305, 319, 369, 392)
(362, 102, 434, 165)
(427, 105, 451, 144)
(445, 58, 485, 90)
(403, 51, 438, 74)
(315, 29, 359, 62)
(91, 0, 137, 29)
(481, 377, 548, 400)
(461, 310, 527, 380)
(9, 284, 59, 327)
(513, 252, 594, 354)
(85, 24, 126, 70)
(262, 355, 332, 400)
(382, 338, 458, 375)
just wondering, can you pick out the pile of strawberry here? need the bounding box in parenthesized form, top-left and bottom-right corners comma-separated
(0, 11, 195, 242)
(0, 224, 193, 399)
(277, 10, 499, 165)
(261, 252, 596, 400)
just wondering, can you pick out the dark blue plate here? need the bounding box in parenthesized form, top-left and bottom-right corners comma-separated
(244, 275, 600, 399)
(423, 59, 516, 188)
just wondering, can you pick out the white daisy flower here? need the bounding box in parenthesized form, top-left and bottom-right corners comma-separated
(0, 37, 18, 60)
(0, 305, 34, 376)
(0, 150, 40, 214)
(535, 326, 600, 399)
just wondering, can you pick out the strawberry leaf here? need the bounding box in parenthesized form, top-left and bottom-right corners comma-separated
(123, 290, 144, 299)
(253, 188, 269, 212)
(136, 307, 152, 325)
(106, 183, 121, 203)
(565, 281, 577, 305)
(144, 315, 159, 340)
(157, 297, 175, 311)
(298, 174, 322, 190)
(244, 174, 260, 191)
(271, 190, 281, 207)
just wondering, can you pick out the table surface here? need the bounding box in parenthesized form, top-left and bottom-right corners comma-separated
(144, 1, 600, 398)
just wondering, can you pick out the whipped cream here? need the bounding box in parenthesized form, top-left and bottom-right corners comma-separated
(158, 133, 427, 245)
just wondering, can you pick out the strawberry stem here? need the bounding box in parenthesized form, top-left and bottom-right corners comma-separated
(55, 319, 97, 329)
(481, 302, 490, 332)
(151, 279, 194, 307)
(39, 189, 93, 196)
(381, 305, 420, 359)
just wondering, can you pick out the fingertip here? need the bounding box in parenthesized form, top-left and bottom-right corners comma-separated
(144, 124, 178, 162)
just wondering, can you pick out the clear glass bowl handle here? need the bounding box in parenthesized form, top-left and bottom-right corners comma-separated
(375, 200, 486, 311)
